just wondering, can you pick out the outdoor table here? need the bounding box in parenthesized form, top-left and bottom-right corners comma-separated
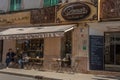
(28, 58, 44, 70)
(56, 58, 69, 72)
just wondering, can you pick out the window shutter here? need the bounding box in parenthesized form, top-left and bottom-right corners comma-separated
(44, 0, 51, 7)
(44, 0, 58, 7)
(51, 0, 58, 6)
(10, 0, 21, 11)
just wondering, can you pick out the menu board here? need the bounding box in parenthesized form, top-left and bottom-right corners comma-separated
(89, 35, 104, 70)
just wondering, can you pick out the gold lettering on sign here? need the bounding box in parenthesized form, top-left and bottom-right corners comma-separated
(0, 12, 30, 25)
(0, 17, 29, 23)
(101, 0, 120, 18)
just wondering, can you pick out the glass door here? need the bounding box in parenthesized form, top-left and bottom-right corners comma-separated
(105, 32, 120, 71)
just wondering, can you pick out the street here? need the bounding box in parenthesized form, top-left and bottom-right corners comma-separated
(0, 73, 34, 80)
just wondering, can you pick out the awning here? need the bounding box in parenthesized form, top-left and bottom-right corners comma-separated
(0, 25, 75, 39)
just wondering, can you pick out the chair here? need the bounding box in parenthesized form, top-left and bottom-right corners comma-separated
(71, 58, 80, 73)
(33, 58, 44, 71)
(50, 58, 59, 71)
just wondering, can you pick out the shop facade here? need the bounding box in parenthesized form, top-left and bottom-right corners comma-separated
(89, 0, 120, 72)
(0, 1, 98, 72)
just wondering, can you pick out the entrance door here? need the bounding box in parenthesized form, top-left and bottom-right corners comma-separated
(0, 40, 3, 62)
(105, 32, 120, 71)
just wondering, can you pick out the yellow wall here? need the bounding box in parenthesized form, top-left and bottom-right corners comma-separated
(72, 23, 89, 72)
(44, 37, 61, 58)
(72, 24, 89, 58)
(44, 37, 61, 69)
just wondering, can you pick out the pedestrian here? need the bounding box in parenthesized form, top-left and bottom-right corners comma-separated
(5, 48, 16, 68)
(18, 51, 29, 69)
(18, 51, 24, 69)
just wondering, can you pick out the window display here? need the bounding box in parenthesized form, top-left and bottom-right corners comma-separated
(16, 39, 44, 58)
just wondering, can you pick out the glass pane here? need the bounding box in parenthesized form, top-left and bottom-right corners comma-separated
(14, 0, 17, 10)
(51, 0, 58, 6)
(44, 0, 58, 7)
(105, 33, 115, 64)
(16, 39, 44, 58)
(16, 0, 21, 10)
(44, 0, 51, 7)
(115, 34, 120, 65)
(10, 0, 21, 11)
(10, 0, 14, 11)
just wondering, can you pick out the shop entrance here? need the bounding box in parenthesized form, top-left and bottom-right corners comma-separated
(105, 32, 120, 71)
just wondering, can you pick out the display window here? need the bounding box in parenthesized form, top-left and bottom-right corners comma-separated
(16, 39, 44, 58)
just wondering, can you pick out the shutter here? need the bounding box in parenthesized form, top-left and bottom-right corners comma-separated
(16, 0, 21, 10)
(44, 0, 51, 7)
(10, 0, 21, 11)
(51, 0, 58, 6)
(10, 0, 14, 11)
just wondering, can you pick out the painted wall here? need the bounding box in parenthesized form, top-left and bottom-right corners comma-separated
(44, 37, 61, 69)
(0, 0, 95, 12)
(89, 27, 104, 36)
(0, 0, 43, 12)
(89, 21, 120, 36)
(23, 0, 43, 9)
(72, 24, 89, 72)
(0, 0, 8, 12)
(2, 40, 16, 64)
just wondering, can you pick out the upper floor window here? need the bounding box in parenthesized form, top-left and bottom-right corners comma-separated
(44, 0, 68, 7)
(44, 0, 59, 7)
(10, 0, 21, 11)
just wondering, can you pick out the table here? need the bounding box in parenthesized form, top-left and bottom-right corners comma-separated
(27, 58, 44, 70)
(56, 58, 70, 72)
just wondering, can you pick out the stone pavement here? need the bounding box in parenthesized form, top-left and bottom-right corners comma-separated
(0, 68, 120, 80)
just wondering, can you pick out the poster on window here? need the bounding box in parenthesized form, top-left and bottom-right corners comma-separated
(99, 0, 120, 21)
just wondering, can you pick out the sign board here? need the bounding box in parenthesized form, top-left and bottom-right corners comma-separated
(89, 35, 104, 70)
(31, 6, 55, 24)
(99, 0, 120, 21)
(56, 2, 97, 23)
(61, 2, 91, 21)
(0, 12, 30, 26)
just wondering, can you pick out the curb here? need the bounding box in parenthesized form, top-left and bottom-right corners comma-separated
(0, 71, 34, 78)
(0, 71, 62, 80)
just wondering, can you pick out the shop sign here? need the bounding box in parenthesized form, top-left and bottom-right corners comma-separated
(61, 2, 91, 21)
(100, 0, 120, 20)
(0, 12, 30, 26)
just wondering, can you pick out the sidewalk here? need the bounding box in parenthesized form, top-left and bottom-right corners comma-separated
(0, 68, 120, 80)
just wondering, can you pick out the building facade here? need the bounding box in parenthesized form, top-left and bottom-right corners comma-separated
(0, 0, 120, 73)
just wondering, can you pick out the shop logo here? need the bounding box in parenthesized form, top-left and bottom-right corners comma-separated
(62, 2, 91, 21)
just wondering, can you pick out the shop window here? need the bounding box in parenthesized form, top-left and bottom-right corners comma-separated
(0, 40, 3, 62)
(10, 0, 21, 11)
(61, 31, 72, 58)
(65, 31, 72, 54)
(16, 39, 44, 58)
